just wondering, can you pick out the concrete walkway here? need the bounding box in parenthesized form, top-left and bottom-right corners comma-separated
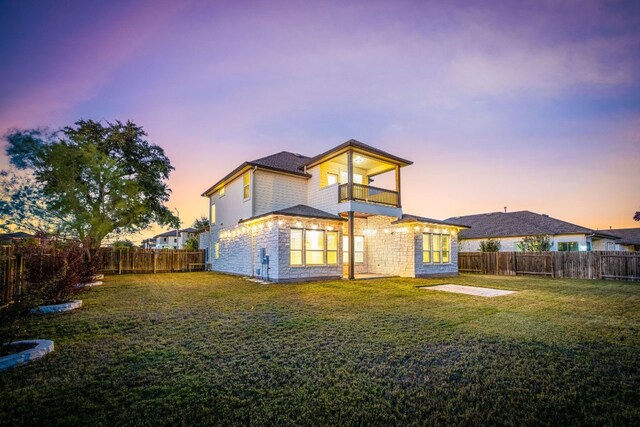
(419, 284, 516, 297)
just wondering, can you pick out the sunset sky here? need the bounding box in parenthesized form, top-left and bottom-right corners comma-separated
(1, 0, 639, 241)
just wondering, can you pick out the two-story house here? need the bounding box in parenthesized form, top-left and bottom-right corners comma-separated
(151, 228, 199, 249)
(201, 139, 467, 282)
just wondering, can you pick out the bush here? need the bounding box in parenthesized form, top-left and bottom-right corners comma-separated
(479, 239, 501, 252)
(184, 236, 199, 251)
(18, 238, 95, 305)
(517, 235, 553, 252)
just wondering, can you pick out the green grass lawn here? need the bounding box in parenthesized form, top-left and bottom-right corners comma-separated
(1, 273, 639, 426)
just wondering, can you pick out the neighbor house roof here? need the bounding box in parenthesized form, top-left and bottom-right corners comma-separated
(446, 211, 619, 240)
(606, 228, 640, 246)
(154, 230, 179, 238)
(180, 227, 198, 233)
(303, 139, 413, 169)
(239, 204, 346, 224)
(201, 151, 311, 196)
(391, 214, 469, 228)
(0, 232, 34, 240)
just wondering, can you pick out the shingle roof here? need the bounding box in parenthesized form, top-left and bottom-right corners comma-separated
(252, 151, 310, 173)
(201, 151, 311, 196)
(303, 139, 412, 168)
(606, 228, 640, 245)
(239, 204, 346, 223)
(0, 232, 34, 240)
(391, 214, 469, 228)
(446, 211, 618, 239)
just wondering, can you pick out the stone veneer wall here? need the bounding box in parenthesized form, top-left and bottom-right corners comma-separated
(276, 219, 344, 282)
(413, 232, 459, 277)
(365, 216, 416, 277)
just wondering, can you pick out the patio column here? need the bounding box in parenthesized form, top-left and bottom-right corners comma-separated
(347, 149, 353, 201)
(348, 210, 355, 280)
(395, 164, 401, 208)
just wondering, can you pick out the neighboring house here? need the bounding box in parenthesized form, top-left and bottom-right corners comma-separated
(605, 228, 640, 251)
(0, 231, 34, 244)
(446, 211, 620, 252)
(150, 228, 198, 249)
(201, 139, 467, 282)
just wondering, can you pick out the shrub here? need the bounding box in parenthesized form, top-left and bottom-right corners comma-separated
(517, 235, 553, 252)
(184, 236, 199, 251)
(479, 239, 501, 252)
(18, 238, 95, 305)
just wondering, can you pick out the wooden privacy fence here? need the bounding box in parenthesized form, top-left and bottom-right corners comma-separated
(0, 246, 206, 304)
(458, 251, 640, 281)
(96, 248, 206, 274)
(0, 246, 23, 304)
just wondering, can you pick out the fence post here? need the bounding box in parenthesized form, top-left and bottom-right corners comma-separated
(153, 250, 157, 274)
(118, 249, 122, 274)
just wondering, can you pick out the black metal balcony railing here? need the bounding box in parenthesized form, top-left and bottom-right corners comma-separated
(338, 183, 399, 207)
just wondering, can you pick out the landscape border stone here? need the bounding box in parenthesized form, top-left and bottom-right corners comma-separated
(0, 340, 54, 371)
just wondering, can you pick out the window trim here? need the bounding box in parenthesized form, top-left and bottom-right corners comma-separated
(423, 233, 452, 265)
(327, 172, 338, 186)
(289, 229, 339, 267)
(342, 235, 365, 264)
(242, 172, 251, 200)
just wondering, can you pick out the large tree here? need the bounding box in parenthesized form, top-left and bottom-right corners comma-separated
(3, 120, 178, 247)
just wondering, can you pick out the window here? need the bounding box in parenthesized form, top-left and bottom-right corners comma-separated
(214, 242, 220, 259)
(442, 235, 450, 263)
(305, 230, 325, 265)
(423, 233, 451, 264)
(340, 171, 364, 184)
(327, 173, 338, 186)
(210, 203, 216, 225)
(219, 186, 225, 197)
(558, 242, 579, 252)
(586, 241, 592, 251)
(327, 231, 338, 264)
(432, 234, 441, 263)
(422, 233, 431, 263)
(343, 236, 364, 263)
(243, 172, 251, 200)
(290, 229, 339, 266)
(290, 229, 303, 265)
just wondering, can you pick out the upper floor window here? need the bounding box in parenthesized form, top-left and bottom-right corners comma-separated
(327, 173, 338, 186)
(210, 203, 216, 225)
(423, 233, 451, 264)
(219, 186, 225, 197)
(341, 171, 363, 185)
(243, 172, 251, 200)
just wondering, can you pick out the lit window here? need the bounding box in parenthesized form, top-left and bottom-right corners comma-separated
(219, 186, 225, 197)
(442, 235, 450, 263)
(340, 171, 364, 185)
(305, 230, 325, 265)
(343, 236, 364, 263)
(327, 173, 338, 186)
(423, 233, 431, 263)
(327, 231, 338, 264)
(210, 204, 216, 225)
(432, 234, 441, 263)
(423, 233, 451, 264)
(243, 172, 251, 200)
(290, 229, 303, 265)
(214, 242, 220, 259)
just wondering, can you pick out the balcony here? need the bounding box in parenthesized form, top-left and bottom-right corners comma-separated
(339, 183, 399, 207)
